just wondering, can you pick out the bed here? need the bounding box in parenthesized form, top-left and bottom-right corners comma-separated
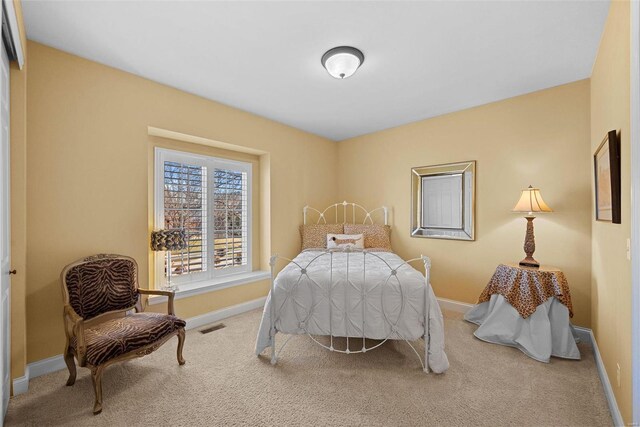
(254, 201, 449, 373)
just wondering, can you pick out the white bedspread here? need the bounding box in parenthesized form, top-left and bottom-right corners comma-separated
(255, 250, 449, 373)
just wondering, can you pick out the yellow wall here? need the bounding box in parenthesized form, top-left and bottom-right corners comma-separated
(9, 0, 28, 386)
(25, 41, 338, 364)
(338, 80, 593, 328)
(15, 10, 635, 423)
(590, 0, 632, 422)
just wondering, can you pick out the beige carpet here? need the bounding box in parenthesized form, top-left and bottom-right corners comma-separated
(5, 309, 611, 426)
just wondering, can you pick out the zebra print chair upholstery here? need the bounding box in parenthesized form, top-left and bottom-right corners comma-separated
(61, 254, 186, 414)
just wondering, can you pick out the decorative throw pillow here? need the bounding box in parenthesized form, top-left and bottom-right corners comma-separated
(343, 224, 392, 251)
(326, 233, 364, 249)
(299, 224, 344, 250)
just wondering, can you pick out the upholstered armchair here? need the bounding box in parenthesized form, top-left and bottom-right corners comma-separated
(61, 254, 186, 414)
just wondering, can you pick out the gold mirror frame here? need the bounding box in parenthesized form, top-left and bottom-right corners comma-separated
(411, 161, 476, 241)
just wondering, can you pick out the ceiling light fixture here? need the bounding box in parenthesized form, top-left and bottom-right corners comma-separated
(321, 46, 364, 79)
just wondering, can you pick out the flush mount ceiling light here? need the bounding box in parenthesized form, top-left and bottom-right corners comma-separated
(321, 46, 364, 79)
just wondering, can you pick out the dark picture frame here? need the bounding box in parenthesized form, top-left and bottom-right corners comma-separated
(594, 130, 621, 223)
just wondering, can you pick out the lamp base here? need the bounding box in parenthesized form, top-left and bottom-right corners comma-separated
(519, 257, 540, 268)
(163, 251, 179, 291)
(519, 216, 540, 268)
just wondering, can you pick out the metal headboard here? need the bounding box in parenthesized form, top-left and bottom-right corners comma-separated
(303, 201, 389, 225)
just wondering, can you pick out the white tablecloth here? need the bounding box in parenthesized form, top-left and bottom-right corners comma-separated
(464, 294, 580, 363)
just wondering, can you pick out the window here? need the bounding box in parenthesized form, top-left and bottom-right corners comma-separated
(155, 148, 251, 287)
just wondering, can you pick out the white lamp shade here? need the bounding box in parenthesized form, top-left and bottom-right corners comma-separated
(512, 185, 553, 214)
(321, 46, 364, 79)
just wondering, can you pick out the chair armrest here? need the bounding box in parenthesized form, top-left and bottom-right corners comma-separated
(63, 305, 86, 365)
(64, 305, 83, 324)
(138, 289, 176, 315)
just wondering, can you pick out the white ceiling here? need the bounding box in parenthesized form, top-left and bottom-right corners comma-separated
(22, 0, 610, 141)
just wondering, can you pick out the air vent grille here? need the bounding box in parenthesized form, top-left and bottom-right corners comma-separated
(199, 323, 226, 334)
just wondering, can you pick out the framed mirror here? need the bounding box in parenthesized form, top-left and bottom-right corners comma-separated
(411, 161, 476, 241)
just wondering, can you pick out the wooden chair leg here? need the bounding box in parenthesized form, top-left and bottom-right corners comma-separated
(64, 346, 76, 386)
(91, 367, 104, 415)
(177, 329, 186, 365)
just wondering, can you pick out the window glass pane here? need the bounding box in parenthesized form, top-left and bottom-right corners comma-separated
(164, 161, 208, 277)
(213, 168, 248, 269)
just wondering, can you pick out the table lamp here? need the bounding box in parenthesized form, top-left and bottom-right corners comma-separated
(151, 229, 187, 290)
(512, 185, 552, 268)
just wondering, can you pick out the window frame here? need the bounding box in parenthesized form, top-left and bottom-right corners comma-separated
(154, 147, 253, 289)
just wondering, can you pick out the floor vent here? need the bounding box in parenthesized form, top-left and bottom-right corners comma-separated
(199, 323, 226, 334)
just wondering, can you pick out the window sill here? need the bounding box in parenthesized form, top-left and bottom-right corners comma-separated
(147, 270, 270, 305)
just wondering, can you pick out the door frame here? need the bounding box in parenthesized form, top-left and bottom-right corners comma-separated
(0, 39, 9, 421)
(631, 0, 640, 423)
(2, 0, 22, 70)
(0, 0, 23, 415)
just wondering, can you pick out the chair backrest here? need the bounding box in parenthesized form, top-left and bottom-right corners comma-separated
(61, 254, 139, 321)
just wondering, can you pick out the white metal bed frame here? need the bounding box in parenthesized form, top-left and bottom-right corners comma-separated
(267, 201, 432, 372)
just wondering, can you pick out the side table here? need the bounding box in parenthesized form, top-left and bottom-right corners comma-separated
(463, 263, 580, 362)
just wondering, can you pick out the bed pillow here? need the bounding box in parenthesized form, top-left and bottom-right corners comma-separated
(326, 233, 364, 249)
(300, 224, 344, 250)
(343, 224, 392, 251)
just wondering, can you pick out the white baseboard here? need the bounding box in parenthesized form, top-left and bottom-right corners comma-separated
(185, 296, 266, 330)
(11, 296, 268, 396)
(12, 354, 67, 396)
(585, 328, 624, 426)
(572, 325, 592, 348)
(27, 354, 67, 379)
(436, 297, 474, 314)
(11, 367, 29, 396)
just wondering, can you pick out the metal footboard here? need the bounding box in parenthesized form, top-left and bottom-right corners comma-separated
(268, 247, 432, 373)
